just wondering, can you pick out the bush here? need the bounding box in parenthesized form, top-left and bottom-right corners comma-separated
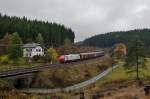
(0, 79, 13, 89)
(32, 55, 40, 62)
(32, 55, 48, 63)
(0, 55, 9, 64)
(15, 58, 26, 65)
(7, 57, 26, 65)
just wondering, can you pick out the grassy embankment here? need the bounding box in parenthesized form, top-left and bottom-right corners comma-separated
(82, 59, 150, 99)
(48, 59, 150, 99)
(95, 59, 150, 86)
(2, 58, 150, 99)
(0, 56, 113, 99)
(14, 56, 113, 88)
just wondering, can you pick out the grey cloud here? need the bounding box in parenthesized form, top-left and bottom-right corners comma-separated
(0, 0, 150, 41)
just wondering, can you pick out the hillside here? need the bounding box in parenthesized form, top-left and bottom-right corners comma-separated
(0, 14, 75, 47)
(83, 29, 150, 48)
(14, 56, 113, 89)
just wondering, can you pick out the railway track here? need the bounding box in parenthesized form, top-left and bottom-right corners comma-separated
(0, 63, 59, 78)
(0, 56, 105, 78)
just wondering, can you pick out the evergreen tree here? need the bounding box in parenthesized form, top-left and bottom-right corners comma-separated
(0, 14, 75, 47)
(124, 37, 146, 80)
(8, 32, 23, 60)
(83, 29, 150, 48)
(64, 38, 72, 46)
(0, 33, 12, 55)
(36, 33, 44, 44)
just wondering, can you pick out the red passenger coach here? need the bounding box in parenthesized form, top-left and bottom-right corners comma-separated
(80, 51, 104, 60)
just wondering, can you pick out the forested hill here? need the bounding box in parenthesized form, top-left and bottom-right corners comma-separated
(0, 14, 75, 47)
(83, 29, 150, 47)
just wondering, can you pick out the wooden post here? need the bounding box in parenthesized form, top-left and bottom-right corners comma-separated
(80, 92, 85, 99)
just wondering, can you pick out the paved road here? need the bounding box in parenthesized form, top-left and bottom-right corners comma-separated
(21, 65, 118, 94)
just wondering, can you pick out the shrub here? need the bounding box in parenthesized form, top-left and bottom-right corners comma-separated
(0, 55, 9, 64)
(0, 79, 13, 90)
(15, 58, 26, 65)
(32, 55, 40, 62)
(32, 55, 48, 63)
(47, 48, 59, 63)
(14, 77, 33, 89)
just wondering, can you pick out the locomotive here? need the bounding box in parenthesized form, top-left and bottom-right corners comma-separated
(59, 51, 104, 63)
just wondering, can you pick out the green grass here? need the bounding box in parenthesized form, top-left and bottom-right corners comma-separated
(95, 60, 150, 86)
(95, 65, 128, 86)
(0, 63, 44, 72)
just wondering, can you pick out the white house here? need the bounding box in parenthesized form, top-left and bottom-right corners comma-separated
(23, 43, 44, 58)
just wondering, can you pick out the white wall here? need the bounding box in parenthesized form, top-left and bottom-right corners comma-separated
(23, 46, 44, 58)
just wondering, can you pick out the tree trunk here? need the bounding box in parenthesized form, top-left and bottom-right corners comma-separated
(136, 39, 139, 80)
(136, 60, 139, 80)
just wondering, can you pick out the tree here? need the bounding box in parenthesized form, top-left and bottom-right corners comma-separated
(0, 55, 9, 64)
(47, 48, 58, 64)
(0, 33, 12, 55)
(8, 32, 23, 60)
(36, 33, 44, 44)
(124, 37, 146, 80)
(0, 14, 75, 47)
(113, 43, 127, 59)
(83, 29, 150, 48)
(64, 38, 72, 46)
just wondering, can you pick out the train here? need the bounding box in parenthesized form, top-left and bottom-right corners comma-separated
(59, 51, 104, 63)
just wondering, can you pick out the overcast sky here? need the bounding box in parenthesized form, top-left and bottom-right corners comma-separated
(0, 0, 150, 42)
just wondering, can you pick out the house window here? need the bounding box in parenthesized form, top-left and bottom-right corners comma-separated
(39, 49, 41, 52)
(26, 49, 28, 51)
(29, 53, 31, 57)
(30, 49, 32, 51)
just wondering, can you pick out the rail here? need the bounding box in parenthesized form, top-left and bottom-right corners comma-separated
(0, 56, 104, 78)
